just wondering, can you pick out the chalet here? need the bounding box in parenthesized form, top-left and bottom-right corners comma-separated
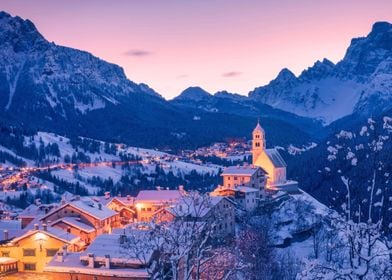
(154, 195, 235, 238)
(211, 185, 259, 211)
(135, 189, 184, 222)
(1, 224, 81, 273)
(40, 197, 119, 244)
(105, 195, 136, 225)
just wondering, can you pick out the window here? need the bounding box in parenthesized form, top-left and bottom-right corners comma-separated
(46, 249, 58, 257)
(1, 251, 10, 257)
(234, 176, 238, 180)
(23, 263, 36, 271)
(147, 208, 152, 212)
(23, 249, 36, 257)
(227, 177, 231, 180)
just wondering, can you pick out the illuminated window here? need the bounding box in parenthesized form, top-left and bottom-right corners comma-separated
(1, 251, 10, 257)
(23, 249, 36, 256)
(24, 263, 36, 271)
(46, 249, 58, 257)
(147, 208, 152, 212)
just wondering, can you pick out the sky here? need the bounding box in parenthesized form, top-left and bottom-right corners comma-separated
(1, 0, 391, 99)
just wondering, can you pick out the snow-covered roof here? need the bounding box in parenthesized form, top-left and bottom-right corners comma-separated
(51, 217, 95, 233)
(45, 252, 149, 278)
(11, 227, 79, 244)
(135, 190, 183, 203)
(265, 148, 287, 168)
(159, 195, 232, 219)
(0, 220, 23, 241)
(235, 186, 260, 193)
(41, 197, 117, 222)
(221, 165, 263, 176)
(81, 233, 154, 265)
(18, 204, 55, 218)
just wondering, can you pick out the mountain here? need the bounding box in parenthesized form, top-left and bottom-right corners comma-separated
(249, 22, 392, 124)
(0, 11, 314, 149)
(172, 87, 325, 139)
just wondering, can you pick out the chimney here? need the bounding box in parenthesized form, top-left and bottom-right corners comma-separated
(104, 191, 110, 199)
(88, 253, 95, 268)
(56, 251, 64, 262)
(119, 234, 127, 244)
(43, 223, 47, 231)
(34, 224, 39, 230)
(62, 245, 68, 257)
(3, 230, 8, 240)
(98, 203, 102, 210)
(126, 195, 131, 201)
(105, 255, 111, 269)
(179, 185, 184, 192)
(156, 186, 161, 191)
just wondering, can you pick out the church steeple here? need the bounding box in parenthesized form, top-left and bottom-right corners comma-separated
(252, 119, 265, 165)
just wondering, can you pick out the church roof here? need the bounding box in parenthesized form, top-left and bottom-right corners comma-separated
(265, 149, 287, 168)
(253, 121, 264, 133)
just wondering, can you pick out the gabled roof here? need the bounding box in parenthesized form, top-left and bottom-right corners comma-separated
(221, 165, 265, 176)
(0, 220, 23, 241)
(41, 198, 117, 222)
(51, 217, 95, 233)
(81, 233, 154, 265)
(265, 148, 287, 168)
(11, 227, 79, 244)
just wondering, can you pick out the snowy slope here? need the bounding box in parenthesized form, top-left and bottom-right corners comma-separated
(249, 22, 392, 124)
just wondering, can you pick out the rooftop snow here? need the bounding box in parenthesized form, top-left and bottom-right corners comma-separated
(265, 148, 287, 168)
(135, 190, 183, 203)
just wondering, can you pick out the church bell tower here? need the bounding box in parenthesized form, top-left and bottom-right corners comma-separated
(252, 120, 265, 165)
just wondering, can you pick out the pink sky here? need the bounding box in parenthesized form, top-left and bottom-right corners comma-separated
(1, 0, 391, 99)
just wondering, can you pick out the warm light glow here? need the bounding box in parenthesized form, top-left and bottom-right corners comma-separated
(135, 203, 143, 210)
(34, 232, 48, 242)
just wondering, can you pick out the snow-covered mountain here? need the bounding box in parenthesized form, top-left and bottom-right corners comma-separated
(249, 21, 392, 124)
(0, 11, 318, 149)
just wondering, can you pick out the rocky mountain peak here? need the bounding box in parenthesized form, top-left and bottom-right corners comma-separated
(0, 11, 45, 52)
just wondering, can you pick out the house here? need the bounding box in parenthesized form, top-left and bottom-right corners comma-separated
(211, 185, 259, 212)
(135, 189, 184, 222)
(18, 204, 56, 229)
(0, 224, 81, 273)
(221, 165, 266, 190)
(45, 233, 152, 280)
(154, 195, 235, 239)
(252, 121, 298, 191)
(40, 197, 119, 244)
(105, 195, 136, 224)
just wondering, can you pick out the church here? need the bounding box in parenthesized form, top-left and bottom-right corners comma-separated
(252, 121, 298, 191)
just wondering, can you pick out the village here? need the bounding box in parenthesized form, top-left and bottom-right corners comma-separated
(0, 122, 299, 279)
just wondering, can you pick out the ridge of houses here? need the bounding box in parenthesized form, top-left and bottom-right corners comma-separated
(0, 121, 298, 278)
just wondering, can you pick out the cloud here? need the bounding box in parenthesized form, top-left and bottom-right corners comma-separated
(222, 71, 242, 78)
(123, 49, 153, 57)
(176, 74, 188, 79)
